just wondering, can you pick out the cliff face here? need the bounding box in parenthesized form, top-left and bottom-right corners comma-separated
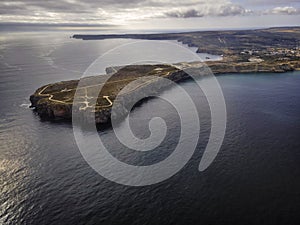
(30, 61, 298, 124)
(30, 80, 79, 120)
(30, 98, 73, 119)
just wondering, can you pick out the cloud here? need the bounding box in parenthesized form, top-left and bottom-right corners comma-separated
(165, 3, 250, 18)
(0, 0, 298, 24)
(0, 0, 250, 23)
(245, 0, 300, 5)
(264, 6, 300, 15)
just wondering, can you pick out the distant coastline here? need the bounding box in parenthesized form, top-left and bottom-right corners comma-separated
(73, 26, 300, 67)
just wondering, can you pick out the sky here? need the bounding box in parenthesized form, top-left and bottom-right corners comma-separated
(0, 0, 300, 30)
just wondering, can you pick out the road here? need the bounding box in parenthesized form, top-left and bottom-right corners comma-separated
(37, 66, 177, 110)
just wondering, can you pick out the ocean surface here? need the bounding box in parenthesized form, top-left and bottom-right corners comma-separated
(0, 32, 300, 225)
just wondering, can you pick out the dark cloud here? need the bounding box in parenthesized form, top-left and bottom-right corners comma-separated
(0, 0, 91, 13)
(167, 9, 203, 18)
(2, 0, 146, 11)
(0, 4, 28, 15)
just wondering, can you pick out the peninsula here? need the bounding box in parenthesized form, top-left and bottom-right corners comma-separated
(30, 27, 300, 123)
(30, 63, 204, 123)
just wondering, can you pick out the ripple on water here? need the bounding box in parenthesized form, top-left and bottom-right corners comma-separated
(0, 120, 40, 225)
